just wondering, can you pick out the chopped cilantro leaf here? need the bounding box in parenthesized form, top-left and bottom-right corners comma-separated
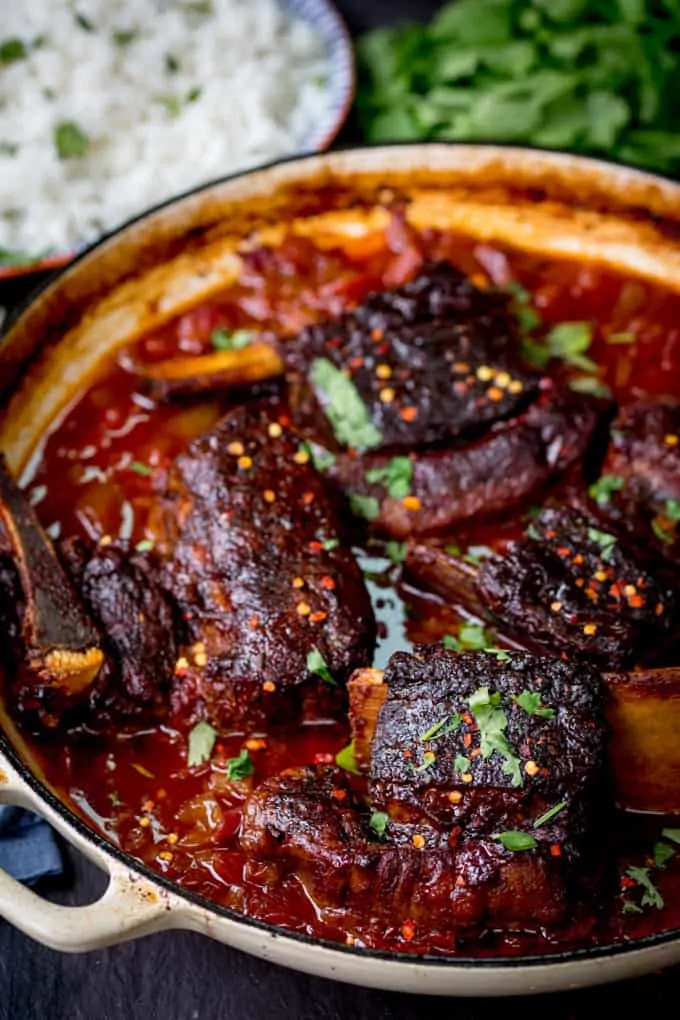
(335, 741, 361, 776)
(369, 811, 390, 836)
(365, 456, 413, 500)
(306, 647, 337, 686)
(454, 754, 471, 773)
(622, 900, 644, 915)
(349, 493, 380, 521)
(226, 748, 254, 781)
(587, 526, 617, 561)
(74, 11, 95, 31)
(653, 841, 676, 868)
(625, 865, 664, 910)
(469, 686, 522, 787)
(135, 538, 154, 553)
(210, 327, 254, 352)
(458, 621, 488, 650)
(113, 30, 139, 47)
(484, 648, 512, 662)
(665, 500, 680, 522)
(420, 713, 461, 742)
(533, 801, 567, 828)
(54, 121, 90, 159)
(662, 828, 680, 845)
(652, 517, 674, 545)
(588, 474, 625, 507)
(130, 460, 152, 477)
(568, 376, 612, 398)
(441, 634, 461, 651)
(310, 358, 382, 451)
(187, 721, 217, 768)
(385, 540, 407, 564)
(0, 38, 27, 63)
(513, 690, 556, 719)
(322, 538, 339, 551)
(493, 831, 537, 852)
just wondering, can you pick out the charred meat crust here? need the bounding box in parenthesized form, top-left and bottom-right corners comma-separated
(283, 261, 541, 451)
(149, 400, 376, 731)
(367, 647, 605, 852)
(334, 386, 607, 537)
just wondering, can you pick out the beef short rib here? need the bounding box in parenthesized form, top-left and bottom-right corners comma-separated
(150, 400, 376, 731)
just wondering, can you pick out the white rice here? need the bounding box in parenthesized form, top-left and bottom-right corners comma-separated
(0, 0, 329, 255)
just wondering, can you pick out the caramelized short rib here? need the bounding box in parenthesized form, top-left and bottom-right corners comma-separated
(150, 401, 376, 730)
(59, 540, 182, 721)
(334, 386, 606, 537)
(0, 459, 103, 726)
(241, 649, 606, 935)
(593, 401, 680, 560)
(407, 507, 677, 668)
(284, 261, 540, 450)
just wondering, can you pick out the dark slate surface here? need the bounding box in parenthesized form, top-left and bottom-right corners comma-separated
(2, 1, 680, 1017)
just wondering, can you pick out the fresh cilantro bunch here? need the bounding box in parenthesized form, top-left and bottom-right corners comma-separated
(356, 0, 680, 175)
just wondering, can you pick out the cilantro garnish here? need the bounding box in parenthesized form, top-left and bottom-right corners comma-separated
(468, 686, 523, 787)
(513, 690, 556, 720)
(533, 801, 566, 828)
(385, 540, 407, 564)
(369, 811, 390, 836)
(210, 327, 254, 352)
(129, 460, 152, 477)
(349, 493, 381, 521)
(335, 741, 361, 776)
(310, 357, 382, 451)
(54, 121, 90, 160)
(454, 754, 471, 773)
(493, 831, 537, 852)
(625, 866, 664, 910)
(226, 748, 254, 781)
(587, 526, 617, 561)
(588, 474, 625, 507)
(187, 721, 217, 768)
(665, 500, 680, 522)
(420, 713, 461, 742)
(365, 456, 413, 500)
(306, 647, 337, 687)
(0, 38, 27, 63)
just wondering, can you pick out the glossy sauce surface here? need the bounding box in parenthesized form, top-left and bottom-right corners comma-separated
(20, 226, 680, 955)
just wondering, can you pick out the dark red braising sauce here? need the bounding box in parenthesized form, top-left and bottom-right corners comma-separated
(20, 226, 680, 956)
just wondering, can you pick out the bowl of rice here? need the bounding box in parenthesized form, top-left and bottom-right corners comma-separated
(0, 0, 354, 279)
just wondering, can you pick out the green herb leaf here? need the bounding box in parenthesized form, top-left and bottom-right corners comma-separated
(187, 721, 218, 768)
(187, 86, 202, 103)
(469, 686, 523, 787)
(210, 327, 254, 351)
(622, 900, 644, 914)
(335, 741, 361, 776)
(653, 841, 676, 868)
(310, 357, 382, 451)
(54, 121, 90, 160)
(113, 30, 139, 47)
(454, 754, 471, 773)
(625, 865, 664, 910)
(74, 11, 95, 31)
(462, 544, 495, 565)
(420, 713, 461, 742)
(458, 621, 488, 650)
(543, 321, 596, 371)
(0, 38, 27, 63)
(413, 750, 437, 773)
(301, 442, 336, 473)
(607, 331, 636, 345)
(165, 53, 180, 73)
(322, 538, 339, 551)
(441, 634, 461, 651)
(155, 94, 183, 117)
(0, 248, 41, 267)
(513, 690, 556, 719)
(587, 526, 617, 561)
(652, 517, 674, 545)
(365, 456, 413, 500)
(533, 801, 567, 828)
(0, 142, 18, 156)
(588, 474, 625, 507)
(306, 647, 337, 687)
(568, 376, 612, 398)
(493, 831, 537, 852)
(664, 500, 680, 522)
(129, 460, 152, 477)
(661, 828, 680, 845)
(226, 748, 254, 781)
(135, 538, 154, 553)
(484, 648, 512, 662)
(369, 811, 390, 836)
(385, 540, 407, 564)
(349, 493, 380, 521)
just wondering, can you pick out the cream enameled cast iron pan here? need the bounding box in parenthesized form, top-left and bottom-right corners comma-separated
(1, 145, 680, 996)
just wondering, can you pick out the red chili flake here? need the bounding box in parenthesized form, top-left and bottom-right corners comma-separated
(455, 875, 466, 888)
(550, 843, 562, 857)
(470, 747, 481, 758)
(302, 491, 316, 506)
(309, 541, 323, 553)
(313, 752, 334, 765)
(545, 529, 557, 539)
(463, 733, 472, 748)
(573, 553, 584, 565)
(249, 615, 260, 630)
(400, 920, 416, 941)
(453, 381, 469, 395)
(262, 680, 276, 693)
(331, 789, 347, 801)
(310, 610, 328, 623)
(620, 876, 637, 889)
(628, 594, 645, 608)
(320, 575, 336, 590)
(399, 406, 418, 422)
(277, 413, 292, 428)
(403, 749, 413, 759)
(371, 327, 384, 341)
(462, 713, 474, 725)
(348, 356, 364, 370)
(609, 582, 621, 598)
(556, 546, 571, 557)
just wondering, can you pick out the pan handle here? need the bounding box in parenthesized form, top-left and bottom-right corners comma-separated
(0, 750, 176, 952)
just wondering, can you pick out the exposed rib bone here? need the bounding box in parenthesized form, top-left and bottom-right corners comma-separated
(0, 458, 103, 696)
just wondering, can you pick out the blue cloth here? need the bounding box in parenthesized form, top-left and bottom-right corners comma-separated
(0, 806, 62, 885)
